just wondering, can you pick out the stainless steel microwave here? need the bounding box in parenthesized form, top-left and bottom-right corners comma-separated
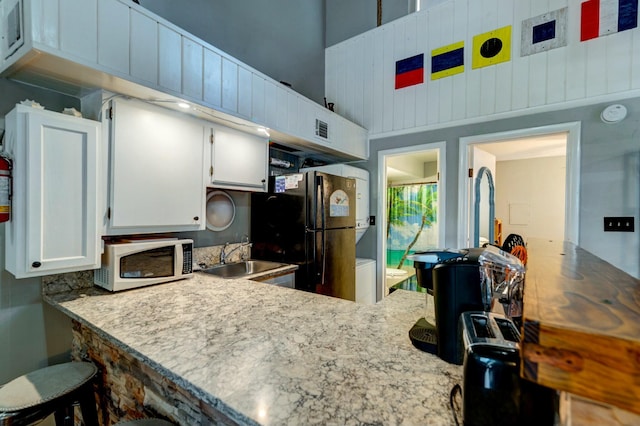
(94, 238, 193, 291)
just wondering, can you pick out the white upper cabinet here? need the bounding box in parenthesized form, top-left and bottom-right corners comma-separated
(98, 0, 129, 74)
(158, 24, 182, 94)
(3, 105, 101, 278)
(105, 98, 206, 234)
(221, 57, 239, 114)
(59, 0, 97, 63)
(208, 125, 268, 192)
(0, 0, 368, 161)
(182, 35, 204, 100)
(203, 48, 223, 108)
(130, 9, 158, 85)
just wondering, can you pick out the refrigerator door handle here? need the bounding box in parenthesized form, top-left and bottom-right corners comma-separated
(317, 175, 326, 229)
(321, 229, 327, 285)
(317, 175, 327, 285)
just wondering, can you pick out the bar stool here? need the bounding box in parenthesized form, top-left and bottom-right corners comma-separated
(0, 361, 99, 426)
(115, 419, 174, 426)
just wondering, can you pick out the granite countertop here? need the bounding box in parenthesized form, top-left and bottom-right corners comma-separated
(45, 274, 462, 425)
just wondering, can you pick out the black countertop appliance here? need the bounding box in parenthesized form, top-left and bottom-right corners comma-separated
(407, 249, 465, 354)
(411, 246, 525, 365)
(459, 311, 556, 426)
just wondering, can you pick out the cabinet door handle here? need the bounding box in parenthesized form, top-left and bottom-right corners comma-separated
(32, 261, 42, 268)
(193, 216, 199, 221)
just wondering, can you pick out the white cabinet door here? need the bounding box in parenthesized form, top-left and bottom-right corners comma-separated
(59, 0, 97, 62)
(130, 9, 158, 85)
(98, 0, 129, 74)
(182, 35, 203, 100)
(4, 105, 101, 278)
(222, 57, 238, 113)
(210, 125, 268, 192)
(238, 66, 252, 118)
(158, 24, 182, 93)
(251, 74, 266, 124)
(107, 98, 206, 234)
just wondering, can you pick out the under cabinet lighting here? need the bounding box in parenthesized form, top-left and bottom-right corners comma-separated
(177, 102, 190, 109)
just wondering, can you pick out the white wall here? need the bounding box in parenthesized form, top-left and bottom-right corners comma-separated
(0, 80, 77, 383)
(326, 0, 413, 47)
(357, 98, 640, 279)
(495, 156, 566, 241)
(139, 0, 326, 104)
(326, 0, 640, 137)
(329, 0, 640, 278)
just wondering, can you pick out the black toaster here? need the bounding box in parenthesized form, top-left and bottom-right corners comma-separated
(460, 312, 556, 426)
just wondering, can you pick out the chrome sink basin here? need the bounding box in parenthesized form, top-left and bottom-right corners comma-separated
(201, 260, 287, 279)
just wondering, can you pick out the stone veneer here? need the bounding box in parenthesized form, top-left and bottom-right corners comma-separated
(71, 321, 234, 425)
(40, 243, 249, 424)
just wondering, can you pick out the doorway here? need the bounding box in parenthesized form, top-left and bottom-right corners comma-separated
(458, 122, 581, 248)
(376, 142, 446, 300)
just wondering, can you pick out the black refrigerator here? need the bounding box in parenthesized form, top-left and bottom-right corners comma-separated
(251, 171, 356, 301)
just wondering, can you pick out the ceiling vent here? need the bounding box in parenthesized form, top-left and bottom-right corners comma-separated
(315, 119, 328, 139)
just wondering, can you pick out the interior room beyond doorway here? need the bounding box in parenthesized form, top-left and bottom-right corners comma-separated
(379, 143, 445, 296)
(458, 121, 581, 250)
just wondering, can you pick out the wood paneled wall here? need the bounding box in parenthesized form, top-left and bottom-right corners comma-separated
(325, 0, 640, 137)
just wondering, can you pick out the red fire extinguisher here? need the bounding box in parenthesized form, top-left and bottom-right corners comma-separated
(0, 154, 12, 223)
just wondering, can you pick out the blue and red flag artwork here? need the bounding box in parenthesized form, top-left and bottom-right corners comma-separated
(580, 0, 639, 41)
(395, 54, 424, 89)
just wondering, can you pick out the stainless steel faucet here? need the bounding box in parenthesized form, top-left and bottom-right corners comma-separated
(220, 235, 251, 264)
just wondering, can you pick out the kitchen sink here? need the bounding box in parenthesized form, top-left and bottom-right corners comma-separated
(201, 260, 287, 279)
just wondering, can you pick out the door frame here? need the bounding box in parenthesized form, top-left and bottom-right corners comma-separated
(457, 122, 581, 248)
(376, 142, 446, 301)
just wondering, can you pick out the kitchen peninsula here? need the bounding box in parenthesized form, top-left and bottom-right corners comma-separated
(44, 273, 461, 425)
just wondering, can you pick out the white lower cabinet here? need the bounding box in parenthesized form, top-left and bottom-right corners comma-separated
(209, 125, 268, 191)
(254, 271, 295, 288)
(105, 98, 206, 234)
(3, 105, 101, 278)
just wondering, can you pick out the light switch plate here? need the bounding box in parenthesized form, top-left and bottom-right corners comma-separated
(604, 217, 635, 232)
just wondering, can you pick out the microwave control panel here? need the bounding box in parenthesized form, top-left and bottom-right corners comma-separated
(183, 244, 193, 274)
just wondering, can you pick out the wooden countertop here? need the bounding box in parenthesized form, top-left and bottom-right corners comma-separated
(521, 239, 640, 414)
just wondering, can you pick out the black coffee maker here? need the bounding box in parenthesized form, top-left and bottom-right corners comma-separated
(407, 249, 465, 354)
(410, 246, 525, 365)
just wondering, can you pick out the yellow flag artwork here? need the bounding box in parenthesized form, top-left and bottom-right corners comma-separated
(472, 25, 511, 69)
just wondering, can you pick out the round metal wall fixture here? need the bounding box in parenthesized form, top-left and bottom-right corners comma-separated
(601, 104, 627, 123)
(206, 190, 236, 231)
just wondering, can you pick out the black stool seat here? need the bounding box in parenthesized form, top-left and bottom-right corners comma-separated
(0, 362, 99, 426)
